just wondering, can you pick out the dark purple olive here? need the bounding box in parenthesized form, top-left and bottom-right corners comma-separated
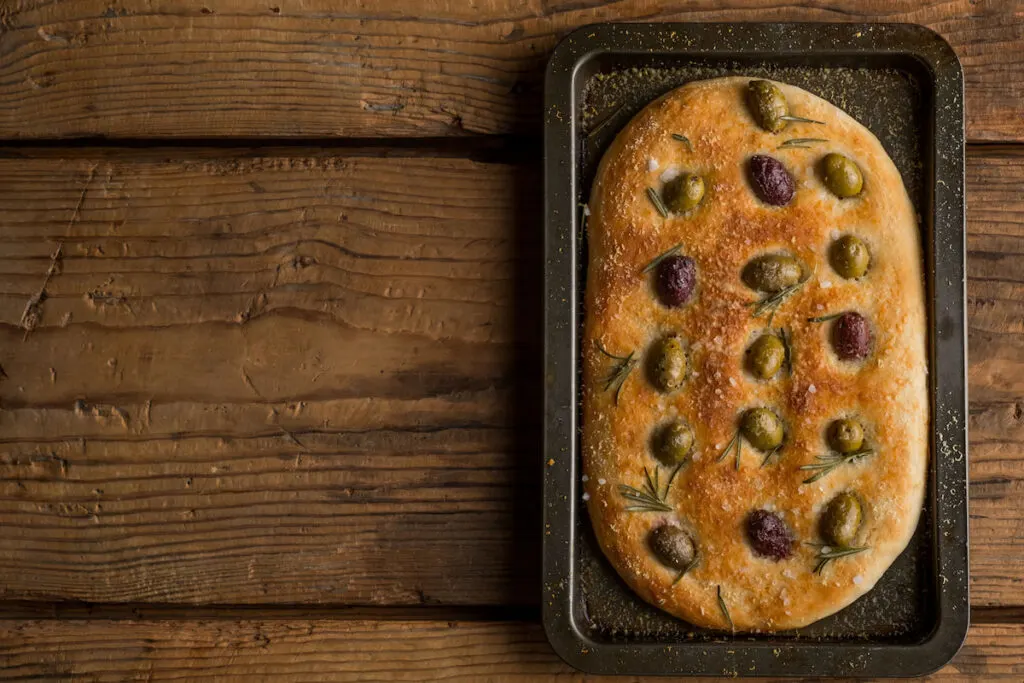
(832, 312, 872, 361)
(749, 155, 795, 207)
(746, 509, 794, 560)
(656, 254, 696, 307)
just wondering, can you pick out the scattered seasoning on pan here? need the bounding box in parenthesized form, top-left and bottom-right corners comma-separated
(671, 133, 694, 152)
(778, 137, 828, 149)
(646, 187, 669, 217)
(717, 586, 734, 632)
(800, 449, 874, 484)
(618, 464, 682, 512)
(642, 243, 683, 273)
(596, 343, 636, 405)
(809, 543, 869, 574)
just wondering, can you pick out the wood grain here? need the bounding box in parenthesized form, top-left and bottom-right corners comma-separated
(0, 149, 1020, 609)
(0, 0, 1020, 141)
(0, 618, 1021, 681)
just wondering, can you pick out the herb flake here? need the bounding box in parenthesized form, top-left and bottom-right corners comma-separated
(597, 343, 636, 405)
(778, 137, 828, 149)
(800, 448, 874, 484)
(646, 187, 669, 218)
(749, 279, 807, 326)
(642, 243, 683, 274)
(717, 585, 734, 632)
(671, 133, 694, 152)
(807, 312, 844, 323)
(618, 464, 682, 512)
(810, 543, 869, 574)
(717, 430, 743, 471)
(780, 114, 825, 125)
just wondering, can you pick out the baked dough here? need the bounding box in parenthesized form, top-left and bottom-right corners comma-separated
(582, 76, 927, 631)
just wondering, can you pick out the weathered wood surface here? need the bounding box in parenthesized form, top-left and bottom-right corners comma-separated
(0, 0, 1021, 141)
(0, 150, 1019, 608)
(0, 618, 1021, 681)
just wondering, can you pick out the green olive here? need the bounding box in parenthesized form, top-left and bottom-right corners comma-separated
(663, 173, 705, 213)
(655, 421, 695, 466)
(827, 418, 865, 454)
(741, 254, 804, 293)
(746, 334, 785, 380)
(740, 408, 784, 452)
(823, 153, 864, 198)
(648, 335, 688, 392)
(820, 491, 864, 547)
(829, 234, 871, 279)
(746, 80, 788, 133)
(648, 525, 697, 571)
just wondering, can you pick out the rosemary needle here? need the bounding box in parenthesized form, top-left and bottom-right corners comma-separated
(646, 187, 669, 218)
(717, 586, 734, 632)
(641, 243, 683, 274)
(671, 133, 694, 152)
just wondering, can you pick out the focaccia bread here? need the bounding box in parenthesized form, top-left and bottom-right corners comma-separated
(582, 76, 927, 632)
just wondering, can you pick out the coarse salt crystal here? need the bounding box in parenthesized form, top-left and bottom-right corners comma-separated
(808, 384, 817, 394)
(830, 229, 840, 240)
(821, 546, 832, 554)
(820, 280, 833, 289)
(648, 158, 659, 172)
(853, 575, 864, 585)
(692, 452, 702, 462)
(598, 478, 606, 486)
(583, 204, 591, 216)
(660, 167, 681, 183)
(581, 474, 589, 482)
(782, 569, 795, 579)
(729, 377, 737, 387)
(582, 492, 590, 501)
(816, 304, 824, 311)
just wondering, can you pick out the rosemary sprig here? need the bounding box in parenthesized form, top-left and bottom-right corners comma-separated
(587, 103, 624, 139)
(749, 279, 807, 326)
(759, 444, 782, 468)
(809, 543, 869, 574)
(717, 585, 734, 632)
(671, 133, 694, 152)
(716, 430, 742, 471)
(778, 327, 793, 374)
(646, 187, 669, 218)
(597, 343, 636, 405)
(807, 312, 843, 323)
(780, 114, 825, 125)
(778, 137, 828, 149)
(641, 243, 683, 274)
(672, 555, 699, 585)
(618, 464, 682, 512)
(800, 448, 874, 484)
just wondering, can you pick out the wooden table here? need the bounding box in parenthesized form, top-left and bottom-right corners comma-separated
(0, 1, 1021, 680)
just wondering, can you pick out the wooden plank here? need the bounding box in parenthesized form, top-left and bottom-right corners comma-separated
(0, 1, 1020, 141)
(0, 149, 1021, 607)
(0, 618, 1021, 681)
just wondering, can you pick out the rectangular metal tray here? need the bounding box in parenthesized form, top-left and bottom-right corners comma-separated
(542, 22, 968, 677)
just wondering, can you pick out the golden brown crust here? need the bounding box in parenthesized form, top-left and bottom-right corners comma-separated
(582, 77, 927, 632)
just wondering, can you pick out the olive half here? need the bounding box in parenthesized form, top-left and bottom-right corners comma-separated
(654, 420, 695, 467)
(823, 153, 864, 198)
(746, 334, 786, 380)
(747, 80, 788, 133)
(663, 173, 705, 213)
(740, 408, 784, 452)
(829, 234, 871, 279)
(828, 418, 865, 454)
(648, 335, 688, 392)
(820, 491, 864, 547)
(742, 254, 804, 293)
(648, 525, 697, 571)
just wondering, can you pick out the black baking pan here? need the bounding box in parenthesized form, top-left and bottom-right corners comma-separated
(542, 22, 967, 677)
